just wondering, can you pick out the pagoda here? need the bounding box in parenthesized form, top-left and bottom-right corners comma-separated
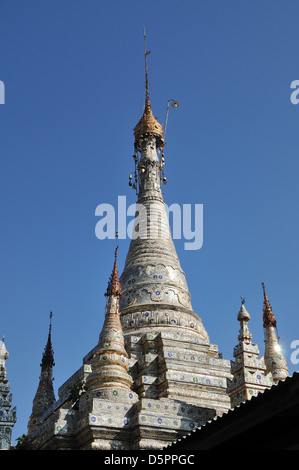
(26, 32, 236, 450)
(228, 298, 273, 407)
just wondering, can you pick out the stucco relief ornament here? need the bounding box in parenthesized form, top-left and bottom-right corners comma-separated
(151, 284, 164, 301)
(178, 290, 190, 308)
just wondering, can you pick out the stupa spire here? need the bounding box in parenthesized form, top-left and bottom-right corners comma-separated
(28, 312, 56, 434)
(41, 311, 55, 369)
(262, 282, 277, 328)
(85, 248, 134, 392)
(261, 283, 289, 382)
(121, 30, 210, 355)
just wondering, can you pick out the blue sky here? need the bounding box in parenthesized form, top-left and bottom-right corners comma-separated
(1, 0, 299, 445)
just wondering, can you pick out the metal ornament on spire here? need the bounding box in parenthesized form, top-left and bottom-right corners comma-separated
(163, 99, 180, 141)
(144, 27, 150, 104)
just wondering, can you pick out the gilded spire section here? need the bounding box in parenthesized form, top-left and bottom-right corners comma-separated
(261, 283, 289, 383)
(262, 282, 277, 327)
(133, 29, 164, 150)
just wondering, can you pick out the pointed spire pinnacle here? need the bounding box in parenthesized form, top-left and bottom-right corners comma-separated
(228, 296, 274, 407)
(28, 311, 56, 434)
(40, 311, 55, 369)
(134, 29, 164, 149)
(144, 27, 150, 106)
(105, 247, 122, 299)
(237, 296, 252, 343)
(85, 247, 135, 394)
(262, 282, 277, 328)
(261, 283, 289, 382)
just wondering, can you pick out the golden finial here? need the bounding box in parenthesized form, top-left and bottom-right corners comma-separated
(134, 29, 164, 148)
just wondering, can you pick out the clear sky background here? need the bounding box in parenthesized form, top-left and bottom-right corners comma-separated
(1, 0, 299, 445)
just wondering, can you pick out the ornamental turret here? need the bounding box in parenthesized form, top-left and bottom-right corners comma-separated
(228, 297, 273, 407)
(0, 336, 16, 450)
(262, 283, 289, 382)
(24, 32, 233, 450)
(28, 312, 56, 434)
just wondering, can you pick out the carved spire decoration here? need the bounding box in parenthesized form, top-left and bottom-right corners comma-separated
(40, 311, 55, 369)
(262, 282, 277, 328)
(28, 312, 56, 435)
(105, 247, 122, 299)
